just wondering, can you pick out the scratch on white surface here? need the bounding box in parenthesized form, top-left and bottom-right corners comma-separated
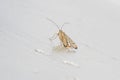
(34, 49, 45, 53)
(34, 49, 80, 68)
(34, 49, 49, 55)
(63, 60, 80, 68)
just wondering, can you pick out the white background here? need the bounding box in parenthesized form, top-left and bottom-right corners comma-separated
(0, 0, 120, 80)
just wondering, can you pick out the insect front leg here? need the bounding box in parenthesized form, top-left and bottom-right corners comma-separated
(49, 33, 58, 41)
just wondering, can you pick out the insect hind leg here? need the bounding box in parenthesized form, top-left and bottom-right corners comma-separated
(49, 33, 58, 41)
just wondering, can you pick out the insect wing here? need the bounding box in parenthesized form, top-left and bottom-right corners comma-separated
(65, 33, 78, 49)
(58, 30, 68, 47)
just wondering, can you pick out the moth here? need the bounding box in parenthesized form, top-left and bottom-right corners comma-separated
(47, 18, 78, 49)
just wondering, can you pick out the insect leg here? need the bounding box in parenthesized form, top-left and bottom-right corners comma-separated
(49, 33, 58, 41)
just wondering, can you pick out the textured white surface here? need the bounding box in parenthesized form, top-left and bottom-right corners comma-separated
(0, 0, 120, 80)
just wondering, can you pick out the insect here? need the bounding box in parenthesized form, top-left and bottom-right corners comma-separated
(47, 18, 78, 49)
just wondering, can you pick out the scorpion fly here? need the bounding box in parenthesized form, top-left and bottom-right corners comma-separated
(47, 18, 78, 49)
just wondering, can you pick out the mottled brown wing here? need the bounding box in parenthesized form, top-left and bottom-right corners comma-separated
(59, 30, 77, 49)
(58, 30, 68, 47)
(65, 33, 78, 49)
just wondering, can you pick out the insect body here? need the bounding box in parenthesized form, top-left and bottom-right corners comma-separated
(47, 18, 78, 49)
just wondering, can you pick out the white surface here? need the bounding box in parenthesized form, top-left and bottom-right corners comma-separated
(0, 0, 120, 80)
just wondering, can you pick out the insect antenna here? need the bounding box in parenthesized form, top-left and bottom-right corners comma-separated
(61, 22, 70, 30)
(46, 18, 60, 30)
